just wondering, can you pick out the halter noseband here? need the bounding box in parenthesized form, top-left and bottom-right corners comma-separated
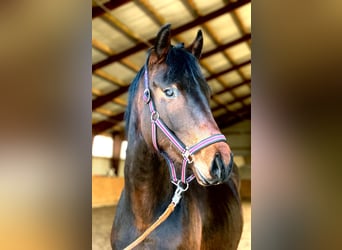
(143, 60, 229, 186)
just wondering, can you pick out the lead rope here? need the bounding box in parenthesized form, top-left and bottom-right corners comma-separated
(123, 181, 188, 250)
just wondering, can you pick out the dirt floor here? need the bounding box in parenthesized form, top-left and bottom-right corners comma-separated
(92, 202, 251, 250)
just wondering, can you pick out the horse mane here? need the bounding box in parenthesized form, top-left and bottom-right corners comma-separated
(164, 45, 211, 96)
(124, 65, 145, 134)
(125, 45, 211, 134)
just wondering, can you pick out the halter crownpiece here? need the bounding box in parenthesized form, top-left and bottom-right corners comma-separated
(143, 62, 231, 185)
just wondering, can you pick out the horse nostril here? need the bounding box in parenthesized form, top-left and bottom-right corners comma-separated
(211, 153, 225, 180)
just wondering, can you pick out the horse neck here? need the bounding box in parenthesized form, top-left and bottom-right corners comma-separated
(124, 130, 173, 229)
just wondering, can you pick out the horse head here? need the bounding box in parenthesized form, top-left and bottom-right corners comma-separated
(136, 24, 234, 186)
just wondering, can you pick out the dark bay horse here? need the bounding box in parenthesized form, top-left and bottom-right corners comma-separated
(111, 24, 243, 250)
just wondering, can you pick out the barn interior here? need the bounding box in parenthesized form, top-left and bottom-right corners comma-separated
(91, 0, 251, 249)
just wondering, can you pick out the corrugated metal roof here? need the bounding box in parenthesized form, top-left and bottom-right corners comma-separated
(92, 0, 251, 135)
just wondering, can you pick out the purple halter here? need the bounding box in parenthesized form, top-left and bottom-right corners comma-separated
(143, 62, 228, 186)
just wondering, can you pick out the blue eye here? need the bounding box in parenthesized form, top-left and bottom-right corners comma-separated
(163, 88, 176, 98)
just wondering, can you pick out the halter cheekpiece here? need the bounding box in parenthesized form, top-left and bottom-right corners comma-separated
(143, 56, 230, 187)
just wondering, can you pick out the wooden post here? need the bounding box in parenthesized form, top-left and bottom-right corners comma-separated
(111, 132, 123, 176)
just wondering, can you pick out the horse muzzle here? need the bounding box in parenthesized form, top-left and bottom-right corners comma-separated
(193, 152, 234, 186)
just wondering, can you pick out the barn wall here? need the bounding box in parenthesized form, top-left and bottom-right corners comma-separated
(92, 157, 111, 175)
(92, 157, 125, 208)
(92, 176, 124, 208)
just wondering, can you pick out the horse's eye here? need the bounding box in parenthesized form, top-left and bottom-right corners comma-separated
(163, 88, 176, 98)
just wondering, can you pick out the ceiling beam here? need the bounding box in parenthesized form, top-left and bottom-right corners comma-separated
(92, 0, 130, 19)
(92, 0, 251, 72)
(214, 79, 251, 96)
(92, 112, 125, 135)
(212, 93, 251, 113)
(135, 0, 167, 25)
(216, 104, 251, 129)
(201, 33, 251, 58)
(92, 38, 140, 72)
(211, 94, 251, 124)
(92, 86, 129, 110)
(169, 0, 250, 36)
(218, 113, 250, 130)
(94, 69, 127, 87)
(101, 12, 152, 46)
(206, 59, 250, 81)
(93, 120, 115, 135)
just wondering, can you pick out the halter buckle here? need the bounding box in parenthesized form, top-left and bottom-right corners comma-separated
(182, 148, 194, 164)
(143, 88, 151, 104)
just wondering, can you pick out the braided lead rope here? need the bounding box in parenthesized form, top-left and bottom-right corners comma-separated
(123, 203, 176, 250)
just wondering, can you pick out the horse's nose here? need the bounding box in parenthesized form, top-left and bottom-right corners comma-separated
(210, 152, 233, 184)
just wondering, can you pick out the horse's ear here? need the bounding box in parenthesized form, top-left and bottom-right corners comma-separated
(150, 24, 171, 64)
(187, 30, 203, 59)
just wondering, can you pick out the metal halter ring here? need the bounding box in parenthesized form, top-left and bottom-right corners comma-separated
(151, 111, 160, 122)
(176, 180, 189, 192)
(143, 88, 151, 104)
(182, 149, 194, 164)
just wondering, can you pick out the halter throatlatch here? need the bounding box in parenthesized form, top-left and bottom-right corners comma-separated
(143, 62, 229, 186)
